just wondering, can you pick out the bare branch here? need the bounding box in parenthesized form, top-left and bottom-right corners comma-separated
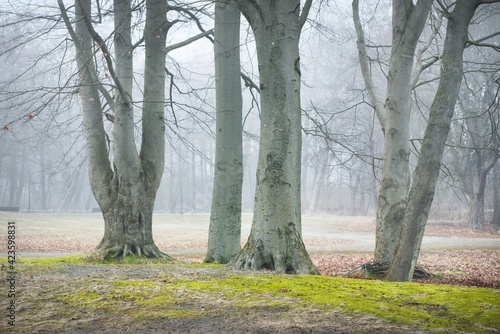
(352, 0, 386, 129)
(77, 0, 128, 103)
(165, 29, 214, 53)
(164, 67, 179, 128)
(167, 4, 215, 43)
(435, 0, 452, 18)
(58, 0, 115, 111)
(411, 6, 444, 88)
(299, 0, 313, 30)
(234, 0, 264, 27)
(241, 72, 260, 93)
(472, 30, 500, 44)
(234, 0, 260, 16)
(57, 0, 80, 49)
(132, 36, 145, 50)
(466, 41, 500, 52)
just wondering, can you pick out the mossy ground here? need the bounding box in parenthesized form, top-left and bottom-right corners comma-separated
(1, 254, 499, 333)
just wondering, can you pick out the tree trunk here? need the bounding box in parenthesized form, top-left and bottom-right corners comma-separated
(9, 153, 27, 208)
(7, 155, 18, 207)
(465, 94, 500, 230)
(386, 0, 479, 282)
(373, 0, 431, 264)
(233, 0, 318, 274)
(469, 159, 498, 231)
(205, 0, 243, 264)
(349, 173, 361, 215)
(95, 174, 165, 258)
(492, 166, 500, 226)
(70, 0, 170, 259)
(39, 150, 47, 210)
(58, 167, 82, 210)
(308, 154, 328, 213)
(468, 168, 491, 231)
(191, 150, 196, 212)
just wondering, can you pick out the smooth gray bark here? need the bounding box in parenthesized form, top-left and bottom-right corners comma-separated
(205, 0, 243, 264)
(66, 0, 171, 259)
(233, 0, 318, 274)
(352, 0, 432, 264)
(386, 0, 481, 281)
(373, 0, 431, 264)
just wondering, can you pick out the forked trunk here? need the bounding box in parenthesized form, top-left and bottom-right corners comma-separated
(69, 0, 170, 260)
(94, 169, 170, 259)
(386, 0, 479, 281)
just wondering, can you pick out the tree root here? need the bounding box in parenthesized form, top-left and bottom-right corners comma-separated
(346, 262, 434, 279)
(204, 254, 235, 265)
(93, 241, 175, 262)
(233, 239, 319, 275)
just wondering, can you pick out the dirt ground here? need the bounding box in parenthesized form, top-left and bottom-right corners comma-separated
(1, 212, 499, 333)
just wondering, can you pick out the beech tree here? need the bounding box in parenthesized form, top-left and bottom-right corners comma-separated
(444, 11, 500, 230)
(353, 0, 432, 264)
(354, 0, 499, 280)
(58, 0, 211, 259)
(231, 0, 318, 274)
(386, 0, 500, 281)
(204, 0, 243, 264)
(460, 80, 500, 230)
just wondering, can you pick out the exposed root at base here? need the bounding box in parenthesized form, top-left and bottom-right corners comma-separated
(346, 262, 434, 279)
(203, 254, 236, 265)
(233, 245, 319, 275)
(93, 242, 175, 262)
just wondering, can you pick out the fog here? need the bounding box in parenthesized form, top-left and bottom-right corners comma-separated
(0, 0, 499, 226)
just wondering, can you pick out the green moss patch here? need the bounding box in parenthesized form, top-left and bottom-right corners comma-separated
(90, 255, 175, 265)
(0, 253, 176, 267)
(166, 274, 499, 332)
(5, 256, 499, 333)
(0, 253, 88, 265)
(55, 278, 202, 319)
(52, 269, 500, 333)
(0, 254, 89, 270)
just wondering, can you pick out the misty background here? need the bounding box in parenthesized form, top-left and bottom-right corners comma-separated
(0, 0, 498, 225)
